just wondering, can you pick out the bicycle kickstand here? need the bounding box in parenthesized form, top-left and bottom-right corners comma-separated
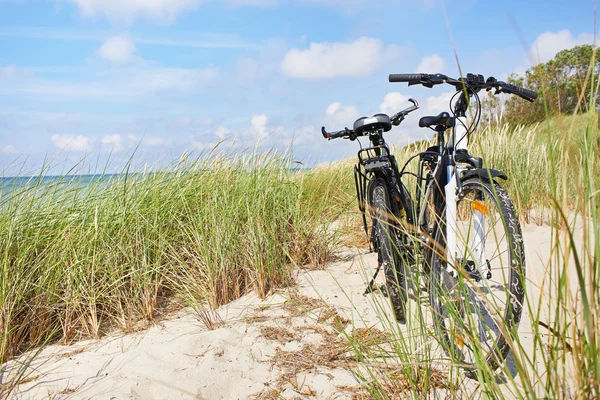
(364, 261, 383, 295)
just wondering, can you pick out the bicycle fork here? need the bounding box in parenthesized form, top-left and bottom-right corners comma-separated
(445, 164, 458, 277)
(444, 166, 488, 280)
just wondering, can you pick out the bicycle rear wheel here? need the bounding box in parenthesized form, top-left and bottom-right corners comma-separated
(371, 179, 407, 323)
(428, 178, 525, 374)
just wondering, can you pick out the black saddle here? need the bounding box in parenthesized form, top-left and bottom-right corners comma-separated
(354, 114, 392, 136)
(419, 112, 455, 129)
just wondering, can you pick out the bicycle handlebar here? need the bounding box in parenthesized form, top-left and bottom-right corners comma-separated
(496, 81, 538, 101)
(321, 126, 353, 140)
(322, 98, 420, 140)
(388, 74, 425, 84)
(389, 73, 538, 102)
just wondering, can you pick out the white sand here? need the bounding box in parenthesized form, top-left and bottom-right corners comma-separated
(3, 221, 589, 399)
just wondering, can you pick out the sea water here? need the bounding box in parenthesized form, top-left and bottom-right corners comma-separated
(0, 174, 123, 206)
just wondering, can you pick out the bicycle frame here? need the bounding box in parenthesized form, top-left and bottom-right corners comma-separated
(353, 132, 414, 254)
(323, 71, 533, 367)
(348, 88, 498, 284)
(416, 94, 490, 280)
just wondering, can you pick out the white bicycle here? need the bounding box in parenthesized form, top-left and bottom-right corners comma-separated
(322, 72, 537, 374)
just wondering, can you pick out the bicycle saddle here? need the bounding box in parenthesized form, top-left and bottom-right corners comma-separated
(353, 114, 392, 136)
(418, 112, 455, 128)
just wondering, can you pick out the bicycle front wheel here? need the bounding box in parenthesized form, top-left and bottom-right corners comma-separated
(371, 179, 407, 323)
(428, 178, 526, 374)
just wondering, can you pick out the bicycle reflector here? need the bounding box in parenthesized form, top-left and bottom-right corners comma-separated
(472, 200, 489, 215)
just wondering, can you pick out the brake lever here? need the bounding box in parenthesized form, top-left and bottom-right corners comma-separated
(408, 98, 419, 108)
(392, 117, 403, 126)
(391, 98, 420, 126)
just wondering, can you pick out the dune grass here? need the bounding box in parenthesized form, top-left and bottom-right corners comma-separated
(0, 150, 336, 372)
(1, 99, 598, 398)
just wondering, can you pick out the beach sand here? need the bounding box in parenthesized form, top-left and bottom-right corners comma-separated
(3, 220, 589, 399)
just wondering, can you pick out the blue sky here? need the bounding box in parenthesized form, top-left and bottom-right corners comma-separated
(0, 0, 595, 174)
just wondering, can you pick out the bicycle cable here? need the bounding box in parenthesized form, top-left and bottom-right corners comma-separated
(448, 87, 483, 147)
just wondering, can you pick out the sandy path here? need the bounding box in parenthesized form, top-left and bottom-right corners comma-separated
(2, 221, 587, 399)
(4, 250, 375, 400)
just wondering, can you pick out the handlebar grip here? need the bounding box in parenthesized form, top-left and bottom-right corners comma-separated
(513, 86, 538, 101)
(389, 74, 424, 83)
(501, 82, 538, 101)
(321, 126, 351, 140)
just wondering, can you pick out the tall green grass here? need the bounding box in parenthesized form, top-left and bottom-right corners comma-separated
(0, 150, 333, 367)
(473, 113, 599, 222)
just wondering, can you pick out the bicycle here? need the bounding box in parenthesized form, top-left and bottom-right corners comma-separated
(321, 72, 537, 374)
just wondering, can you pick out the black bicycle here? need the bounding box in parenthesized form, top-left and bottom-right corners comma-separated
(321, 72, 537, 373)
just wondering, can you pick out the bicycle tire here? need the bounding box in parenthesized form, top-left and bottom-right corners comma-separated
(428, 178, 525, 374)
(416, 179, 437, 291)
(371, 178, 407, 323)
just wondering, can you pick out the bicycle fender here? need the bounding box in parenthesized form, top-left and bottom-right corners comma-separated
(461, 168, 508, 182)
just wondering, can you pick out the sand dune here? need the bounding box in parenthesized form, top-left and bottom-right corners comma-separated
(3, 220, 587, 399)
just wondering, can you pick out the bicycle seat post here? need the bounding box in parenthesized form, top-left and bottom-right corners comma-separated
(435, 127, 445, 153)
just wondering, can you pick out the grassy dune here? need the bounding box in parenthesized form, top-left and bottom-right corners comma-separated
(0, 151, 333, 364)
(1, 110, 598, 398)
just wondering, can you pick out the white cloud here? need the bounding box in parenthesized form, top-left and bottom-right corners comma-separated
(325, 102, 360, 128)
(187, 115, 287, 151)
(101, 134, 124, 151)
(416, 53, 445, 73)
(97, 36, 136, 63)
(187, 135, 214, 150)
(70, 0, 202, 23)
(281, 37, 389, 79)
(380, 92, 412, 115)
(529, 30, 595, 65)
(215, 126, 231, 139)
(251, 114, 269, 141)
(51, 134, 92, 151)
(144, 137, 173, 147)
(128, 134, 141, 143)
(424, 92, 455, 115)
(377, 91, 456, 143)
(380, 91, 454, 118)
(126, 134, 173, 147)
(1, 144, 16, 154)
(290, 125, 317, 146)
(382, 91, 454, 118)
